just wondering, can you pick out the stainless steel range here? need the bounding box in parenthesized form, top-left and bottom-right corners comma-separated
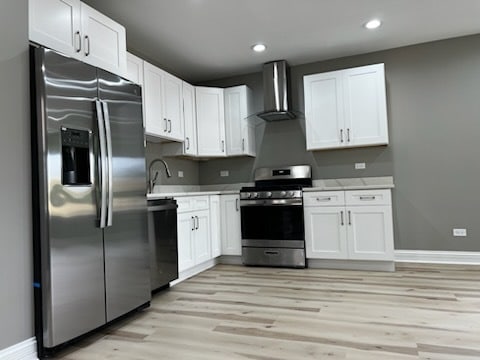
(240, 165, 312, 268)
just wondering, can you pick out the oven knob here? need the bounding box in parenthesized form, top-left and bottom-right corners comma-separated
(288, 191, 295, 197)
(266, 192, 272, 198)
(247, 193, 252, 199)
(280, 191, 287, 197)
(253, 192, 259, 198)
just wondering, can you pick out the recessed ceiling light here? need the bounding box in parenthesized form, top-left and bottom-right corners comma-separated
(365, 19, 382, 30)
(252, 43, 266, 52)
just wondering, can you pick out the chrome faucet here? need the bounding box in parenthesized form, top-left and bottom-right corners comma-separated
(148, 158, 172, 193)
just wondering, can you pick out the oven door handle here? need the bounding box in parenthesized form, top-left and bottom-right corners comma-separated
(240, 199, 303, 206)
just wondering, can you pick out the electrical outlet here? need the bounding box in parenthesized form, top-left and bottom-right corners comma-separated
(220, 170, 229, 177)
(453, 228, 467, 237)
(355, 163, 366, 170)
(178, 171, 184, 178)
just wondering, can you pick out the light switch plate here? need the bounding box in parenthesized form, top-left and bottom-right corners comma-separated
(178, 171, 184, 178)
(355, 163, 366, 170)
(220, 170, 229, 177)
(453, 228, 467, 237)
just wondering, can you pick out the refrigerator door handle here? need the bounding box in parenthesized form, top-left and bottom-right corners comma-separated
(95, 99, 108, 228)
(102, 100, 114, 227)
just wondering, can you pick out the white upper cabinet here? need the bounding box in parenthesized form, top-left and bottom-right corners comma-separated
(182, 82, 198, 156)
(126, 52, 144, 86)
(196, 87, 226, 157)
(304, 63, 388, 151)
(29, 0, 81, 57)
(224, 85, 256, 157)
(79, 3, 127, 77)
(143, 61, 184, 142)
(29, 0, 127, 77)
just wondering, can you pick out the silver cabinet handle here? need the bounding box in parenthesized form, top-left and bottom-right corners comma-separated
(168, 119, 172, 133)
(221, 140, 225, 152)
(185, 137, 190, 150)
(236, 198, 239, 211)
(191, 216, 195, 231)
(348, 210, 352, 225)
(316, 197, 331, 202)
(340, 129, 344, 143)
(75, 31, 81, 53)
(347, 128, 351, 142)
(84, 35, 90, 56)
(359, 196, 376, 200)
(340, 211, 344, 226)
(195, 216, 199, 230)
(264, 250, 279, 256)
(102, 100, 113, 227)
(242, 138, 245, 152)
(95, 99, 108, 229)
(164, 118, 168, 132)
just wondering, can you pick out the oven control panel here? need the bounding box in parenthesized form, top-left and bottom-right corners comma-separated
(240, 190, 302, 200)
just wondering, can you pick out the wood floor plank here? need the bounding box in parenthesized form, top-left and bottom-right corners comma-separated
(51, 264, 480, 359)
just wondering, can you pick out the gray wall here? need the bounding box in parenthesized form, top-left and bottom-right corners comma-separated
(0, 0, 34, 351)
(147, 142, 199, 185)
(199, 34, 480, 252)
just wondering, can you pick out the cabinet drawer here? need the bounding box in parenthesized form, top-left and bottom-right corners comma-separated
(176, 197, 193, 213)
(345, 189, 391, 206)
(176, 195, 210, 213)
(303, 191, 345, 207)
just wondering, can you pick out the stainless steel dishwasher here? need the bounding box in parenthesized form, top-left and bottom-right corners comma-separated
(147, 198, 178, 292)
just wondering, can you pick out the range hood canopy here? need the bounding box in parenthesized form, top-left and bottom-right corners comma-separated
(257, 60, 296, 121)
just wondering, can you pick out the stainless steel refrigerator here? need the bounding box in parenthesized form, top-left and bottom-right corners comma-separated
(30, 46, 151, 356)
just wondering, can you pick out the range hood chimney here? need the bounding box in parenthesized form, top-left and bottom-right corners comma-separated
(257, 60, 296, 121)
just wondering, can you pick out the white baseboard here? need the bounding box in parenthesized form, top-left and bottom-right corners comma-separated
(308, 259, 395, 272)
(395, 250, 480, 265)
(0, 338, 38, 360)
(170, 258, 219, 286)
(218, 255, 242, 265)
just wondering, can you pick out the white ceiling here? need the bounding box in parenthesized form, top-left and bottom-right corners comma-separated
(84, 0, 480, 82)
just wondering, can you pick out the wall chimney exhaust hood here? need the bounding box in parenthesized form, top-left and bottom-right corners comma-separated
(257, 60, 296, 121)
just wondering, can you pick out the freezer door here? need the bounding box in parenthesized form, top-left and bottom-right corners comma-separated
(32, 47, 106, 348)
(98, 70, 151, 322)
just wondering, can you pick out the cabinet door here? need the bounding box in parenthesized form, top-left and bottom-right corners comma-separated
(163, 73, 184, 141)
(220, 195, 241, 256)
(209, 196, 221, 258)
(196, 87, 226, 157)
(29, 0, 81, 58)
(177, 213, 196, 272)
(183, 82, 197, 156)
(80, 3, 127, 77)
(243, 119, 256, 157)
(143, 62, 166, 137)
(304, 70, 344, 150)
(346, 205, 394, 261)
(126, 52, 143, 85)
(194, 211, 211, 264)
(343, 64, 388, 147)
(225, 86, 247, 156)
(304, 206, 348, 259)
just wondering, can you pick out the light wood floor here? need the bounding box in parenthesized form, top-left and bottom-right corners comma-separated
(52, 263, 480, 360)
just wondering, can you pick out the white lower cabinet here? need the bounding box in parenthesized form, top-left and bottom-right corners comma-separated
(210, 195, 221, 258)
(220, 194, 242, 256)
(176, 196, 211, 273)
(304, 189, 394, 261)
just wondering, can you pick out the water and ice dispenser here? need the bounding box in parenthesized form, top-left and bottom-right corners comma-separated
(61, 127, 91, 186)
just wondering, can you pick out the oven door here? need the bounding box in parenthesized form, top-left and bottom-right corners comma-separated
(240, 198, 304, 242)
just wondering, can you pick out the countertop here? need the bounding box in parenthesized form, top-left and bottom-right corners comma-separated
(305, 176, 394, 192)
(146, 177, 394, 199)
(147, 190, 239, 200)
